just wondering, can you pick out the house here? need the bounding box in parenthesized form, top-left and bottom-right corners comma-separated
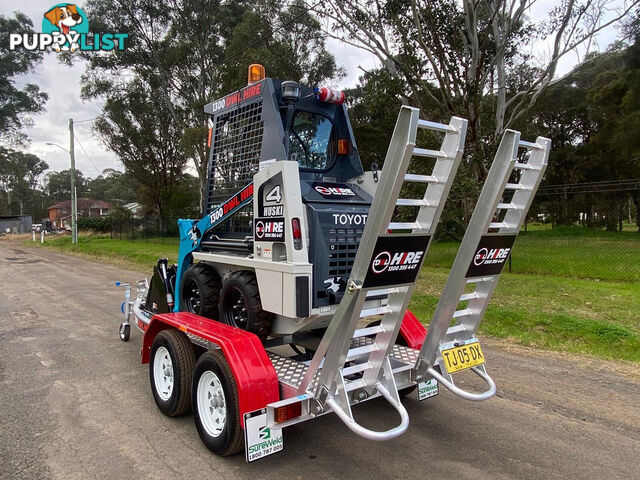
(48, 198, 112, 229)
(123, 202, 143, 218)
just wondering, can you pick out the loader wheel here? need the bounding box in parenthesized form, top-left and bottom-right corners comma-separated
(181, 263, 221, 320)
(219, 271, 272, 341)
(192, 351, 243, 456)
(150, 329, 196, 416)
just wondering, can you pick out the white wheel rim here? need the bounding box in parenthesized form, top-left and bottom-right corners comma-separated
(197, 371, 226, 438)
(153, 346, 174, 401)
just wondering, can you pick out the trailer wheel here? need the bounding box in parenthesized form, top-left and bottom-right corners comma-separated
(149, 329, 196, 416)
(119, 322, 130, 342)
(181, 263, 221, 320)
(192, 351, 243, 456)
(219, 271, 272, 341)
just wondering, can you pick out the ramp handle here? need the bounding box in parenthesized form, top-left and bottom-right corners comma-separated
(326, 382, 409, 441)
(427, 365, 496, 401)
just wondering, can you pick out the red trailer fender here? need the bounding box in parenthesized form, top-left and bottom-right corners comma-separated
(142, 312, 279, 427)
(399, 309, 427, 350)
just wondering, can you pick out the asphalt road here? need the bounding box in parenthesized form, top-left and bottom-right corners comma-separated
(1, 240, 639, 480)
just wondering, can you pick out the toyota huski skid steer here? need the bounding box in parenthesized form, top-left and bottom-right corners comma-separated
(116, 64, 550, 461)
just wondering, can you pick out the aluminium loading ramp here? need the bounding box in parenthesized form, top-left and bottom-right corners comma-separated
(285, 106, 468, 439)
(414, 129, 550, 400)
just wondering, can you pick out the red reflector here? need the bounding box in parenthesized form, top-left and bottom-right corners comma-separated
(338, 139, 348, 155)
(292, 218, 302, 240)
(207, 127, 213, 147)
(275, 402, 302, 423)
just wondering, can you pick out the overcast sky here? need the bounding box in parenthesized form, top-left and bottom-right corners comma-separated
(1, 0, 627, 179)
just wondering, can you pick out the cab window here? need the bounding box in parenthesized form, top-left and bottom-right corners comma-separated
(288, 111, 337, 170)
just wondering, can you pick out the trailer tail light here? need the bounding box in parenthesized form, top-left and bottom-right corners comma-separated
(338, 139, 348, 155)
(292, 218, 302, 250)
(248, 64, 265, 85)
(275, 402, 302, 423)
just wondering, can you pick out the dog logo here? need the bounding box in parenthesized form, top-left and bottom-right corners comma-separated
(10, 4, 127, 53)
(43, 4, 88, 52)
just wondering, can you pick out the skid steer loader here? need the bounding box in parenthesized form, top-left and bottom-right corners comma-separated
(117, 64, 550, 461)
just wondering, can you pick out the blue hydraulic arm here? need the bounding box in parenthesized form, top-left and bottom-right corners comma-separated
(174, 182, 254, 312)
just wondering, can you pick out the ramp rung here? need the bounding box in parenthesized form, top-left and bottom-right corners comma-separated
(346, 344, 378, 361)
(388, 222, 422, 230)
(353, 325, 384, 338)
(417, 119, 456, 133)
(396, 198, 432, 207)
(413, 147, 446, 158)
(489, 222, 511, 230)
(518, 140, 543, 150)
(452, 308, 473, 319)
(360, 305, 392, 318)
(505, 183, 530, 190)
(459, 292, 480, 301)
(367, 287, 399, 298)
(345, 378, 366, 392)
(497, 202, 519, 210)
(466, 276, 496, 284)
(404, 174, 440, 184)
(514, 162, 538, 171)
(446, 324, 467, 335)
(343, 362, 371, 376)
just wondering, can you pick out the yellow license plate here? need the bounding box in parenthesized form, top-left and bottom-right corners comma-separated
(441, 341, 485, 374)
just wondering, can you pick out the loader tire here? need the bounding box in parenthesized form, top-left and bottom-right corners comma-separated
(219, 271, 272, 341)
(180, 263, 221, 320)
(150, 329, 196, 416)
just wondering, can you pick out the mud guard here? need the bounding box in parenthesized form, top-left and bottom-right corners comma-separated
(142, 312, 279, 427)
(399, 310, 427, 350)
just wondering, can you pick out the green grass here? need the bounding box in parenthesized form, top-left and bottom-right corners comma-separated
(427, 225, 640, 282)
(29, 234, 180, 270)
(27, 231, 640, 363)
(411, 267, 640, 363)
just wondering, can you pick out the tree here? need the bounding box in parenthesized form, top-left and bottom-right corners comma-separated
(85, 171, 140, 204)
(0, 147, 48, 215)
(79, 0, 342, 214)
(94, 78, 185, 231)
(0, 13, 48, 146)
(45, 169, 87, 204)
(314, 0, 638, 177)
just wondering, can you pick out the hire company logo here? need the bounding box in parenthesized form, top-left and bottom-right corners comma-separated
(9, 3, 128, 53)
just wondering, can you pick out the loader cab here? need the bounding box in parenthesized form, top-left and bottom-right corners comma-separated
(202, 67, 373, 309)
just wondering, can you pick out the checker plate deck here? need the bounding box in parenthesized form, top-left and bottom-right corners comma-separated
(268, 342, 420, 389)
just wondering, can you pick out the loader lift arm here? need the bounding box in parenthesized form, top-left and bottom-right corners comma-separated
(174, 182, 254, 312)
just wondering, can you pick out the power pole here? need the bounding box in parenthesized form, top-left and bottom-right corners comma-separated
(69, 118, 78, 244)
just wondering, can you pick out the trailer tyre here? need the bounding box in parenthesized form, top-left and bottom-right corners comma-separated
(149, 329, 196, 416)
(192, 351, 243, 456)
(219, 271, 272, 341)
(181, 263, 221, 320)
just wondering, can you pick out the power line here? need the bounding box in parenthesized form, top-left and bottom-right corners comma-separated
(73, 133, 102, 173)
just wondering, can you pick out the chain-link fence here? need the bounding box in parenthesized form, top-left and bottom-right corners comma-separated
(426, 186, 640, 282)
(81, 186, 639, 282)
